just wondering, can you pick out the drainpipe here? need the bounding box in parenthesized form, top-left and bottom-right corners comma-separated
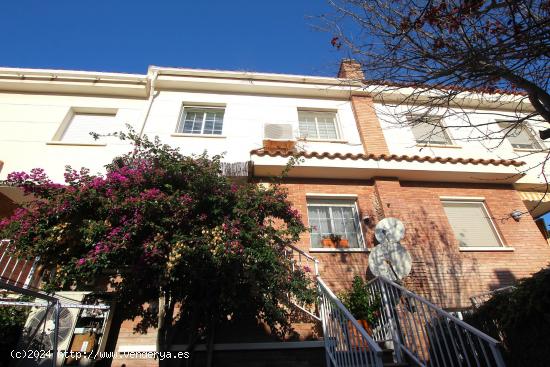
(138, 69, 159, 138)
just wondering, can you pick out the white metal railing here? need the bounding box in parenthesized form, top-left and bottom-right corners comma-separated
(367, 276, 506, 367)
(283, 244, 384, 367)
(318, 278, 384, 367)
(283, 244, 321, 321)
(469, 286, 515, 309)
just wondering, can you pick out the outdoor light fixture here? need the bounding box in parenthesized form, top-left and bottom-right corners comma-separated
(510, 210, 523, 222)
(362, 214, 371, 225)
(540, 129, 550, 140)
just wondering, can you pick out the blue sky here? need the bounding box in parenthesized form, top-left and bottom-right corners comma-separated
(0, 1, 345, 76)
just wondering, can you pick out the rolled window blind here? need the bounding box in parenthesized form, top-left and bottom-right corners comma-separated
(442, 201, 502, 247)
(61, 113, 117, 143)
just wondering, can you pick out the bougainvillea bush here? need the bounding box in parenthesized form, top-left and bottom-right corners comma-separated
(0, 130, 315, 357)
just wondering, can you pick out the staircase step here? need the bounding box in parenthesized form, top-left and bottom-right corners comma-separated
(381, 348, 395, 363)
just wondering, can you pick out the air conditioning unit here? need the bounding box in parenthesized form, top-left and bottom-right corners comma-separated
(263, 123, 296, 152)
(15, 292, 86, 367)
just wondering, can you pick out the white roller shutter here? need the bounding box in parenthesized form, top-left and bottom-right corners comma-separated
(442, 200, 502, 247)
(61, 113, 117, 143)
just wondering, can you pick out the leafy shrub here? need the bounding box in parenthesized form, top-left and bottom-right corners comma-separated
(0, 297, 30, 366)
(340, 275, 380, 325)
(464, 266, 550, 367)
(425, 314, 501, 367)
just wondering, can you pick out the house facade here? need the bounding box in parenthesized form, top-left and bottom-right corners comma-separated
(0, 60, 549, 365)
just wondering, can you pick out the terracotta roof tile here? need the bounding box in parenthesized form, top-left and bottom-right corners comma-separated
(250, 149, 524, 167)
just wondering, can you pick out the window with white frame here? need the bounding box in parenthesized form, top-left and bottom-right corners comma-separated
(176, 107, 225, 135)
(307, 199, 364, 248)
(409, 115, 452, 145)
(60, 111, 117, 143)
(298, 110, 339, 140)
(498, 121, 541, 150)
(441, 199, 503, 248)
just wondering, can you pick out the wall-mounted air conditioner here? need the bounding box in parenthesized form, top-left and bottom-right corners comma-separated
(16, 292, 86, 367)
(263, 123, 296, 151)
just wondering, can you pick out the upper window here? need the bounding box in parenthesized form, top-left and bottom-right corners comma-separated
(442, 200, 502, 248)
(60, 111, 117, 143)
(409, 115, 452, 145)
(307, 199, 364, 248)
(176, 107, 225, 135)
(498, 121, 541, 150)
(298, 111, 339, 140)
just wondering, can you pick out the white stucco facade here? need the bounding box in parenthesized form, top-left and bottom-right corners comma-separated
(374, 102, 549, 187)
(0, 65, 547, 196)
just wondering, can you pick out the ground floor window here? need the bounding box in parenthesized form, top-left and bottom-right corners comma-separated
(441, 199, 503, 248)
(306, 199, 364, 248)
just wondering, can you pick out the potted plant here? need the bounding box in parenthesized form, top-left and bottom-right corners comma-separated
(321, 233, 349, 248)
(341, 275, 381, 337)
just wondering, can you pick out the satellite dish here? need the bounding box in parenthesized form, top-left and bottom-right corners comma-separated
(375, 217, 405, 244)
(368, 242, 412, 281)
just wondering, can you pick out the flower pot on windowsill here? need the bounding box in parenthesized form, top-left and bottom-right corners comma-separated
(322, 238, 349, 248)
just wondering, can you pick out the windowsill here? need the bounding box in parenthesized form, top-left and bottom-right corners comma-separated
(309, 248, 370, 253)
(459, 247, 515, 252)
(416, 143, 461, 149)
(298, 138, 348, 144)
(171, 133, 226, 138)
(46, 141, 107, 147)
(513, 148, 547, 153)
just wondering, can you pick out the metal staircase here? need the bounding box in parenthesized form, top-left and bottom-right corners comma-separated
(284, 245, 506, 367)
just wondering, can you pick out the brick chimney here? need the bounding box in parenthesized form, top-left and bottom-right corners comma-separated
(337, 59, 390, 155)
(337, 59, 364, 80)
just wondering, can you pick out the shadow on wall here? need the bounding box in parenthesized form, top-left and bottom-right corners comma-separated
(490, 269, 517, 290)
(399, 207, 482, 308)
(324, 205, 497, 309)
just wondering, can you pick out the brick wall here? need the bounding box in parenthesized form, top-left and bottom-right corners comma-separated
(282, 179, 377, 291)
(337, 59, 390, 155)
(281, 178, 550, 309)
(349, 96, 390, 155)
(337, 59, 364, 81)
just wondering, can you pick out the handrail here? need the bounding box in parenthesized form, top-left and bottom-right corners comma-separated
(318, 278, 383, 354)
(470, 286, 515, 308)
(283, 244, 384, 366)
(283, 244, 320, 320)
(284, 243, 318, 263)
(318, 277, 384, 367)
(378, 276, 502, 345)
(367, 276, 506, 367)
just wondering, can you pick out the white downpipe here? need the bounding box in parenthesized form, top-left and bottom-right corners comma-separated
(138, 70, 159, 138)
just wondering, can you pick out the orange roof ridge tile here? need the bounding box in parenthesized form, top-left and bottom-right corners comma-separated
(249, 149, 524, 167)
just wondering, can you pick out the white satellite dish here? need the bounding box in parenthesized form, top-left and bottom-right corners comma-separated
(375, 217, 405, 244)
(368, 242, 412, 281)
